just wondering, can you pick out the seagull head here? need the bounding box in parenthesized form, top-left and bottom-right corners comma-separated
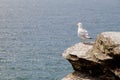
(77, 22, 83, 28)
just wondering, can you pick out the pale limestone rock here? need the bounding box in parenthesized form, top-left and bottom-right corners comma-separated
(94, 32, 120, 57)
(62, 32, 120, 80)
(63, 43, 93, 61)
(101, 32, 120, 45)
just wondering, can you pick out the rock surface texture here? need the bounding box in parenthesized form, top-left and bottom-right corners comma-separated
(62, 32, 120, 80)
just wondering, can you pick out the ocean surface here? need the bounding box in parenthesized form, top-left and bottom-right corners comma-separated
(0, 0, 120, 80)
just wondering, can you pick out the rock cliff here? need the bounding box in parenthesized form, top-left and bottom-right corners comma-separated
(62, 32, 120, 80)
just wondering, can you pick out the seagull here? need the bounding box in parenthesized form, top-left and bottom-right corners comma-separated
(77, 22, 92, 41)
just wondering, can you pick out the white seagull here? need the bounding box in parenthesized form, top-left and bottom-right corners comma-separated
(77, 22, 92, 40)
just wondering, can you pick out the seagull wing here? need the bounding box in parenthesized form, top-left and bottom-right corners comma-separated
(78, 29, 91, 39)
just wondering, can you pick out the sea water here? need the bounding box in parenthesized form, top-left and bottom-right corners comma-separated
(0, 0, 120, 80)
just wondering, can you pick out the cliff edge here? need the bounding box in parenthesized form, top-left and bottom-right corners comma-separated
(62, 32, 120, 80)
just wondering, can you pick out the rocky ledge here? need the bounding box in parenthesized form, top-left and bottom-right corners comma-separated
(62, 32, 120, 80)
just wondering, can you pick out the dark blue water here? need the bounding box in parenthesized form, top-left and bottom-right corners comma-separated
(0, 0, 120, 80)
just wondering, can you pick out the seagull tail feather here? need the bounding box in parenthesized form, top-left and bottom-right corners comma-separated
(88, 37, 92, 39)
